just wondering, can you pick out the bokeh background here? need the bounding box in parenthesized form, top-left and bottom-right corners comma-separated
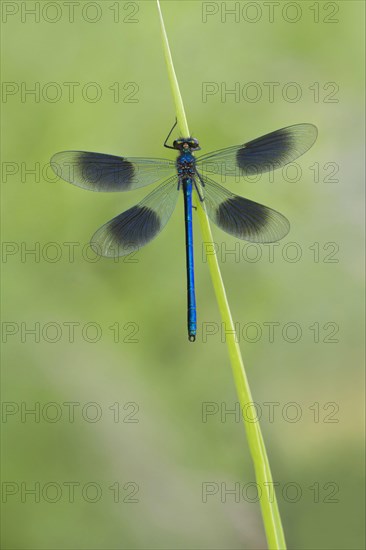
(1, 1, 364, 548)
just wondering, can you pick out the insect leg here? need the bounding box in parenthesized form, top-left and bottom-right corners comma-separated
(163, 118, 178, 149)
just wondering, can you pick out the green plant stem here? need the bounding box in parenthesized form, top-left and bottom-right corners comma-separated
(156, 2, 286, 548)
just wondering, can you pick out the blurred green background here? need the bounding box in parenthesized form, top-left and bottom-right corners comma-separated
(1, 1, 364, 548)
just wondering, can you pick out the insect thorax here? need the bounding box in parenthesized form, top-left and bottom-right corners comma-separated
(177, 151, 196, 179)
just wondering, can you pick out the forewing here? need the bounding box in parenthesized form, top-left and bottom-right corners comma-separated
(196, 123, 317, 177)
(201, 174, 290, 243)
(91, 175, 179, 257)
(51, 151, 175, 191)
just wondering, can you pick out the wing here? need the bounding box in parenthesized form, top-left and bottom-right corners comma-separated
(50, 151, 175, 191)
(91, 175, 179, 257)
(196, 123, 317, 177)
(201, 174, 290, 243)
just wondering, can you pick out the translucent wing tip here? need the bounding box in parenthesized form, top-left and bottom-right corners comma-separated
(286, 122, 318, 147)
(50, 151, 66, 177)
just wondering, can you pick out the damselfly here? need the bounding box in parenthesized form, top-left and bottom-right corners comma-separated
(51, 121, 317, 342)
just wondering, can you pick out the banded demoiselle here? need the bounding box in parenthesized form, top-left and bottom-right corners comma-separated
(51, 121, 317, 342)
